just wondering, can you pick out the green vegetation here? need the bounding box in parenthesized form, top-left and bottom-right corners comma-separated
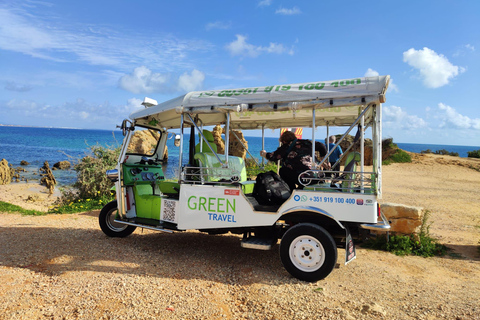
(467, 149, 480, 158)
(364, 210, 447, 257)
(381, 138, 412, 165)
(383, 149, 412, 165)
(421, 149, 459, 157)
(50, 144, 119, 213)
(245, 159, 279, 178)
(0, 201, 45, 215)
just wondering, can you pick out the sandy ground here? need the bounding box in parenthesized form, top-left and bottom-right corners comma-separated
(0, 153, 479, 319)
(0, 182, 61, 212)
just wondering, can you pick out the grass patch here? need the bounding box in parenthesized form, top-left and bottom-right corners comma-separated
(0, 201, 46, 215)
(364, 210, 447, 257)
(49, 192, 115, 214)
(383, 148, 412, 165)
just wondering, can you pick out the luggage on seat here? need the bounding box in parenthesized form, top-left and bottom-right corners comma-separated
(253, 171, 291, 205)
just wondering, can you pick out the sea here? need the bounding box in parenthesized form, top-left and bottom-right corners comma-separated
(1, 126, 478, 186)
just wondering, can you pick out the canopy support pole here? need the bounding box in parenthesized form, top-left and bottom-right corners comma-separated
(312, 108, 316, 168)
(261, 124, 265, 168)
(178, 114, 185, 181)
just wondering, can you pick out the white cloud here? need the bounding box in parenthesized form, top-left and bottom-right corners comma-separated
(364, 68, 398, 92)
(364, 68, 379, 77)
(177, 69, 205, 92)
(226, 34, 293, 58)
(275, 6, 302, 15)
(436, 103, 480, 130)
(119, 66, 205, 94)
(125, 98, 143, 113)
(403, 47, 465, 88)
(118, 66, 170, 94)
(4, 81, 33, 92)
(0, 5, 211, 70)
(258, 0, 272, 7)
(0, 97, 145, 129)
(383, 105, 427, 130)
(205, 21, 231, 31)
(465, 44, 475, 52)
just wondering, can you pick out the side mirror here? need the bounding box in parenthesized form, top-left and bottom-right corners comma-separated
(118, 119, 133, 136)
(174, 134, 181, 147)
(121, 120, 128, 136)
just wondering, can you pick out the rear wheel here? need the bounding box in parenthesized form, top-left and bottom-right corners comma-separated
(99, 200, 136, 237)
(280, 223, 337, 282)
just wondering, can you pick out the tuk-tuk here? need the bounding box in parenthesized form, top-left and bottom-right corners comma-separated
(100, 76, 391, 282)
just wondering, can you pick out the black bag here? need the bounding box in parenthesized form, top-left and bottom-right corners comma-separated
(253, 171, 291, 205)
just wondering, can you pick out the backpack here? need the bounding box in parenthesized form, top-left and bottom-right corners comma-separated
(253, 171, 291, 205)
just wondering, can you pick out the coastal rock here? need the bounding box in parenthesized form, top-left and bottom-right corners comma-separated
(211, 126, 247, 159)
(333, 135, 400, 166)
(53, 161, 71, 170)
(127, 130, 162, 155)
(40, 161, 57, 194)
(380, 202, 424, 235)
(0, 159, 15, 185)
(20, 160, 29, 165)
(228, 129, 248, 159)
(212, 125, 225, 154)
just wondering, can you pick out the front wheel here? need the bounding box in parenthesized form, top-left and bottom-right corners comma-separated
(280, 223, 337, 282)
(99, 200, 136, 237)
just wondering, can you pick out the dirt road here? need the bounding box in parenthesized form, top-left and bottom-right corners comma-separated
(1, 153, 479, 319)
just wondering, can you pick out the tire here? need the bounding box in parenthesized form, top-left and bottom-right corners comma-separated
(280, 223, 337, 282)
(99, 200, 136, 237)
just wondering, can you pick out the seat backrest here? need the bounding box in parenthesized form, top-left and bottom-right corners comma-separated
(340, 152, 361, 192)
(194, 153, 246, 183)
(195, 130, 217, 154)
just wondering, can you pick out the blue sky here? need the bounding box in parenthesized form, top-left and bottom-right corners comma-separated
(0, 0, 479, 146)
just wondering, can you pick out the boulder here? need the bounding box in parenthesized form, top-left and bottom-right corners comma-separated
(0, 159, 15, 185)
(20, 160, 29, 165)
(53, 161, 71, 170)
(380, 203, 424, 235)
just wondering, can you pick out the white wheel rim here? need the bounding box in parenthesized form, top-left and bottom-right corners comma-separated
(289, 235, 325, 272)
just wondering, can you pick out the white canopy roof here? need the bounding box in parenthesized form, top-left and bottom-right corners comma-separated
(130, 75, 389, 130)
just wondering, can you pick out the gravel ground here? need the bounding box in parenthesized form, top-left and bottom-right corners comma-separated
(1, 154, 479, 319)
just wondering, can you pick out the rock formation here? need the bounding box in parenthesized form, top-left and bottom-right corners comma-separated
(20, 160, 29, 165)
(127, 129, 167, 159)
(210, 125, 248, 159)
(227, 129, 248, 159)
(40, 161, 57, 194)
(53, 161, 71, 170)
(0, 159, 15, 185)
(212, 125, 225, 154)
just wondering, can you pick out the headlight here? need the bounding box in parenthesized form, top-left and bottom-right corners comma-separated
(106, 169, 119, 182)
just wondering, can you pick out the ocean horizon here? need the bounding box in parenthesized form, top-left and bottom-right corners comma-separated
(1, 126, 478, 185)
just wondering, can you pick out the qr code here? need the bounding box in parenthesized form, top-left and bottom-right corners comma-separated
(162, 199, 177, 222)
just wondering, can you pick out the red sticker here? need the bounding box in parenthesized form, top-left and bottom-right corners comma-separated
(224, 189, 240, 196)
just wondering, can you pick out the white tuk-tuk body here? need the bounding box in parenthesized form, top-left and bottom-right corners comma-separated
(99, 76, 390, 282)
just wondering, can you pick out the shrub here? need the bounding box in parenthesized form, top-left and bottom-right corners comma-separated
(467, 149, 480, 158)
(51, 144, 119, 213)
(245, 159, 279, 178)
(73, 144, 120, 199)
(423, 149, 459, 157)
(363, 210, 447, 257)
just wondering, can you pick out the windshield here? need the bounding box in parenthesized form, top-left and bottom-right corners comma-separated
(126, 126, 162, 156)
